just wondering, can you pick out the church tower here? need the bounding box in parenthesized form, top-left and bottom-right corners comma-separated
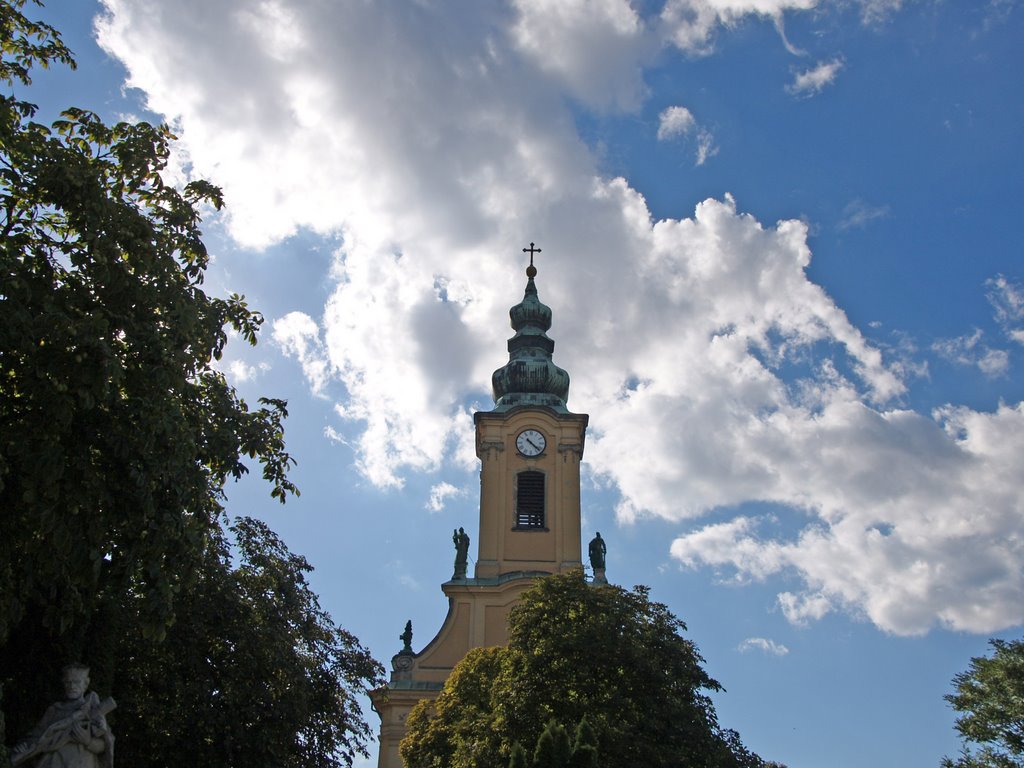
(370, 248, 589, 768)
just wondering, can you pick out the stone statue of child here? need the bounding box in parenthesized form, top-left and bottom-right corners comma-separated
(11, 664, 115, 768)
(452, 527, 470, 578)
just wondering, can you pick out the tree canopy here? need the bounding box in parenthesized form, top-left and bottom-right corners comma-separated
(1, 0, 296, 652)
(401, 570, 773, 768)
(114, 517, 384, 768)
(943, 638, 1024, 768)
(0, 2, 382, 764)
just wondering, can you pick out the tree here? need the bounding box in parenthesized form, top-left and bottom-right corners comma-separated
(0, 4, 383, 764)
(532, 721, 571, 768)
(401, 646, 508, 768)
(943, 639, 1024, 768)
(568, 717, 598, 768)
(401, 570, 772, 768)
(0, 0, 296, 715)
(509, 743, 529, 768)
(114, 517, 384, 768)
(520, 719, 597, 768)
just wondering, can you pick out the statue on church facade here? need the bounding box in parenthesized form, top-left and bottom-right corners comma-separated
(452, 527, 470, 579)
(11, 664, 115, 768)
(588, 532, 606, 570)
(589, 533, 607, 583)
(400, 620, 414, 655)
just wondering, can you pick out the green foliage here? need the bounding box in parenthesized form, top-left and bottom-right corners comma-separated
(0, 0, 74, 90)
(0, 4, 382, 765)
(568, 717, 598, 768)
(942, 639, 1024, 768)
(114, 517, 384, 767)
(533, 720, 571, 768)
(0, 0, 295, 662)
(509, 742, 529, 768)
(506, 718, 597, 768)
(401, 570, 771, 768)
(402, 647, 507, 768)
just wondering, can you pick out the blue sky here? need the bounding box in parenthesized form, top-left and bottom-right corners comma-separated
(31, 1, 1024, 765)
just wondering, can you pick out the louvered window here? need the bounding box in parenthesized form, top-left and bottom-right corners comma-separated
(515, 470, 545, 529)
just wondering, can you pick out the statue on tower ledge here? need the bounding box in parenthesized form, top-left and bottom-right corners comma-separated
(589, 532, 608, 584)
(452, 527, 470, 579)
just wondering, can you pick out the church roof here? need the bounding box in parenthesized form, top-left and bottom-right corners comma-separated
(490, 249, 571, 412)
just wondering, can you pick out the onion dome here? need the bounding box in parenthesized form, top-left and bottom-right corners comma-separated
(491, 255, 570, 411)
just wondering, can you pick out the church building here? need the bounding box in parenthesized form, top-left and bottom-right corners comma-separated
(369, 248, 593, 767)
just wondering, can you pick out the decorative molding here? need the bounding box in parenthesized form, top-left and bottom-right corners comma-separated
(391, 653, 414, 681)
(557, 442, 583, 462)
(479, 439, 505, 461)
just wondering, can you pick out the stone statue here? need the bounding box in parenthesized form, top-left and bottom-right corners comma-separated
(400, 620, 413, 655)
(11, 664, 115, 768)
(452, 527, 470, 579)
(588, 532, 607, 571)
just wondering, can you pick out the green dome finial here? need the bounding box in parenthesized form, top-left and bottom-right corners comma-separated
(490, 244, 570, 411)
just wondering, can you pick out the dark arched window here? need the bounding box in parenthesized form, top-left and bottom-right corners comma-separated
(515, 470, 545, 529)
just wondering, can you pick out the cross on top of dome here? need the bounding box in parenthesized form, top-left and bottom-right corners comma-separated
(523, 242, 541, 277)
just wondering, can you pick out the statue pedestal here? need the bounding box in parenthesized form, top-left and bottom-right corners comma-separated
(592, 567, 607, 584)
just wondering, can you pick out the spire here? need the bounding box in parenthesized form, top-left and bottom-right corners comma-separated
(490, 244, 571, 411)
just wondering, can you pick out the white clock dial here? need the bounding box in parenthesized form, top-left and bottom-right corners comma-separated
(516, 429, 546, 457)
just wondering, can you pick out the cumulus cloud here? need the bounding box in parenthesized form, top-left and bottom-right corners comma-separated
(510, 0, 650, 110)
(787, 58, 844, 97)
(738, 637, 790, 656)
(672, 400, 1024, 634)
(97, 0, 1024, 636)
(658, 105, 696, 139)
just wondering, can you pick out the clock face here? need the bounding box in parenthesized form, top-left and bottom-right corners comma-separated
(516, 429, 546, 457)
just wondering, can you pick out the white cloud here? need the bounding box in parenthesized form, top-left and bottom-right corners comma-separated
(658, 105, 718, 165)
(387, 561, 421, 591)
(838, 198, 891, 231)
(738, 637, 790, 656)
(510, 0, 650, 110)
(658, 105, 696, 139)
(857, 0, 905, 25)
(695, 128, 719, 165)
(426, 482, 466, 513)
(97, 0, 1024, 637)
(660, 0, 819, 55)
(779, 591, 832, 625)
(987, 274, 1024, 344)
(787, 58, 844, 97)
(932, 329, 1009, 378)
(671, 401, 1024, 635)
(271, 311, 330, 395)
(225, 359, 269, 383)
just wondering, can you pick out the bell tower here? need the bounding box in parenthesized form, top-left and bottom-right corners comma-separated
(370, 247, 589, 768)
(475, 244, 587, 578)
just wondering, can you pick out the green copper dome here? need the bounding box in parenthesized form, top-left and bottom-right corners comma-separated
(491, 261, 570, 411)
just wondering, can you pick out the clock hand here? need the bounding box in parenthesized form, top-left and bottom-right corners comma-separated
(526, 438, 541, 451)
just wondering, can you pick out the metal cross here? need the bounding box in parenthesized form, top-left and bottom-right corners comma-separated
(522, 242, 542, 267)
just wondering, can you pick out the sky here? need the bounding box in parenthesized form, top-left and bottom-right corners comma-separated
(26, 0, 1024, 765)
